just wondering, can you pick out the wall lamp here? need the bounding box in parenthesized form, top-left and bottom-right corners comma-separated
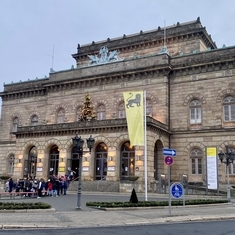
(108, 156, 113, 161)
(18, 158, 21, 164)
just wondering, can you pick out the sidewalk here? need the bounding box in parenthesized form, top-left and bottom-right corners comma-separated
(0, 192, 234, 229)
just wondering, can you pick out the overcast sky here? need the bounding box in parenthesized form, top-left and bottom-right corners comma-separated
(1, 0, 235, 92)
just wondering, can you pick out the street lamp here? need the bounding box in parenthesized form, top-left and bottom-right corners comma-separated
(72, 134, 95, 209)
(218, 145, 235, 202)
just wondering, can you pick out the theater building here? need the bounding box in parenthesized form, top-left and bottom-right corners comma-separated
(0, 17, 235, 192)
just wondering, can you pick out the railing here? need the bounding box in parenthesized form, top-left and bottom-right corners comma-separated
(96, 176, 107, 191)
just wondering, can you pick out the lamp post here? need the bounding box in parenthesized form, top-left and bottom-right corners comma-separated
(218, 145, 235, 202)
(72, 134, 95, 209)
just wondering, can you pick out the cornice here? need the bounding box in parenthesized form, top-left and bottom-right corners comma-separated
(170, 47, 235, 77)
(14, 117, 170, 139)
(0, 55, 171, 101)
(72, 19, 216, 60)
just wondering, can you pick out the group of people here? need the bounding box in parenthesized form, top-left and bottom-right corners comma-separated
(5, 175, 69, 198)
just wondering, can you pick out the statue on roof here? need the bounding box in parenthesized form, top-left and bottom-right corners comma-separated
(88, 46, 121, 66)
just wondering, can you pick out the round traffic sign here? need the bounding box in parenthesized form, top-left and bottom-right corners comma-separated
(170, 182, 184, 199)
(164, 156, 174, 166)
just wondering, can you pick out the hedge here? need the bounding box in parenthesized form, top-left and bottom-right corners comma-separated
(86, 199, 228, 208)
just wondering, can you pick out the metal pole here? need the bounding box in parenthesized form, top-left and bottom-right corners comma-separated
(168, 166, 171, 216)
(144, 90, 148, 201)
(77, 153, 83, 209)
(226, 164, 231, 202)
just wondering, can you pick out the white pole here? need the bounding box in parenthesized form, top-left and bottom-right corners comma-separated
(144, 90, 148, 201)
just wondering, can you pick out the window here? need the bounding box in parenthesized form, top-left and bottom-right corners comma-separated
(57, 108, 65, 123)
(121, 141, 135, 179)
(146, 99, 153, 116)
(12, 117, 19, 132)
(8, 154, 15, 175)
(118, 102, 126, 118)
(31, 115, 38, 126)
(97, 104, 106, 120)
(223, 96, 235, 121)
(190, 100, 201, 124)
(76, 106, 82, 121)
(190, 149, 202, 175)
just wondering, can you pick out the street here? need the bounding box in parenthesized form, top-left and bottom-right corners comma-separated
(1, 220, 235, 234)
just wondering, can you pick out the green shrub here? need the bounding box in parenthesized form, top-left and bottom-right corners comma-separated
(86, 199, 228, 209)
(0, 202, 51, 210)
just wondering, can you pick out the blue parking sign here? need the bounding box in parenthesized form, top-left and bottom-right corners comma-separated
(170, 183, 184, 199)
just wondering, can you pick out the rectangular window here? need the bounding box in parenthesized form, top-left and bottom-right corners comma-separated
(8, 162, 14, 174)
(97, 112, 106, 120)
(191, 158, 202, 175)
(119, 110, 126, 118)
(224, 104, 235, 121)
(224, 105, 229, 121)
(190, 108, 201, 124)
(192, 159, 196, 174)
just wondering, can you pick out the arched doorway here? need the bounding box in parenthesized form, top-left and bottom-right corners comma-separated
(48, 145, 59, 177)
(154, 140, 164, 180)
(120, 141, 135, 180)
(95, 142, 107, 180)
(24, 146, 37, 178)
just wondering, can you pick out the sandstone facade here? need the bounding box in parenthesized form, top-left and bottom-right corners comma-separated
(0, 18, 234, 191)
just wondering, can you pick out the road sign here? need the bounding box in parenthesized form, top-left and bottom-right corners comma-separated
(162, 148, 177, 156)
(164, 156, 174, 166)
(170, 182, 184, 199)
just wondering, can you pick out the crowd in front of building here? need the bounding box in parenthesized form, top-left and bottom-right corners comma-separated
(4, 174, 70, 198)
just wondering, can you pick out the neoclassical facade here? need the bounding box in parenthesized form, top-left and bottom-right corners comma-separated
(0, 17, 235, 191)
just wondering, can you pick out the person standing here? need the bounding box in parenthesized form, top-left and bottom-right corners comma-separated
(37, 179, 43, 198)
(8, 178, 14, 193)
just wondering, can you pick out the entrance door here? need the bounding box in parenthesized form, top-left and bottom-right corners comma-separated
(154, 140, 164, 180)
(49, 145, 59, 177)
(95, 142, 107, 180)
(27, 147, 37, 178)
(67, 148, 80, 180)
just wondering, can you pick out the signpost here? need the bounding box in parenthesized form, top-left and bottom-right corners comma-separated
(164, 156, 174, 166)
(169, 182, 185, 216)
(162, 148, 177, 157)
(162, 147, 181, 216)
(170, 183, 184, 199)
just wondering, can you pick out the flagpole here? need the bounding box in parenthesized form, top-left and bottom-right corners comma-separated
(144, 90, 148, 201)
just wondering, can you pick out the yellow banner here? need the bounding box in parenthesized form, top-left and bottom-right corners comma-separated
(123, 91, 144, 146)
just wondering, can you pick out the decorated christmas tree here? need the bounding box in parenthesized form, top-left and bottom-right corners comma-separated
(79, 93, 96, 121)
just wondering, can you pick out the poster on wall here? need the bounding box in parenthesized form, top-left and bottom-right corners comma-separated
(59, 167, 65, 172)
(206, 147, 218, 190)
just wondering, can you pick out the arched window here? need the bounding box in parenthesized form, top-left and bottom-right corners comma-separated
(31, 115, 38, 126)
(97, 104, 106, 120)
(223, 96, 235, 121)
(8, 154, 15, 175)
(146, 99, 153, 116)
(120, 141, 135, 180)
(57, 108, 65, 123)
(12, 117, 19, 132)
(118, 102, 126, 118)
(190, 149, 202, 175)
(190, 100, 201, 124)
